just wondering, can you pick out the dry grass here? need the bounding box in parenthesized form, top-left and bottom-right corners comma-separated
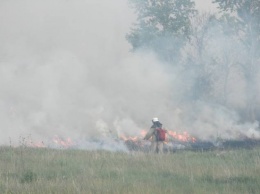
(0, 146, 260, 194)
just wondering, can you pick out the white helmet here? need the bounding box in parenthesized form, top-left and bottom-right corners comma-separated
(152, 117, 159, 122)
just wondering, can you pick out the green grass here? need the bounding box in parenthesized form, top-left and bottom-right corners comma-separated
(0, 146, 260, 194)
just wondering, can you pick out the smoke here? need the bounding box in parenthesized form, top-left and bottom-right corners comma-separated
(174, 11, 260, 140)
(0, 0, 174, 146)
(0, 0, 259, 148)
(195, 0, 217, 12)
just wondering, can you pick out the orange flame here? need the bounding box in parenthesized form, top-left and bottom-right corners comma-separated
(167, 130, 196, 142)
(119, 129, 196, 143)
(52, 136, 74, 148)
(27, 136, 75, 148)
(28, 141, 45, 148)
(119, 130, 147, 141)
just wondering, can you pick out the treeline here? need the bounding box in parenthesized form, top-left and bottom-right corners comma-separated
(126, 0, 260, 122)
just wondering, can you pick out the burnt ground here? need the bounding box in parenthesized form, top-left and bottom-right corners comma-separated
(124, 139, 260, 152)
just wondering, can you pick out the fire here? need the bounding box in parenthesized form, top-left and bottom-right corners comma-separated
(29, 141, 45, 148)
(119, 130, 147, 141)
(119, 129, 196, 143)
(25, 129, 196, 151)
(52, 136, 74, 148)
(167, 130, 196, 142)
(140, 130, 147, 137)
(118, 129, 197, 152)
(26, 136, 75, 148)
(120, 135, 138, 141)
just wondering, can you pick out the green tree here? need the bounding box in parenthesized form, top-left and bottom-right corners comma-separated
(213, 0, 260, 121)
(126, 0, 197, 63)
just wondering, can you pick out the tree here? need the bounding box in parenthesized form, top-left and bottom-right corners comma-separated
(213, 0, 260, 121)
(182, 13, 218, 101)
(126, 0, 197, 63)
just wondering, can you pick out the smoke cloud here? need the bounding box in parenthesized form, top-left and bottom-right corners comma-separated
(0, 0, 173, 146)
(0, 0, 259, 147)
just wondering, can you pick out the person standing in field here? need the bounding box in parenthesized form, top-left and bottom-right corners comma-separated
(143, 118, 167, 153)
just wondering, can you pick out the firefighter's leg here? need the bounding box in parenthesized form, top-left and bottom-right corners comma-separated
(150, 141, 157, 153)
(157, 141, 164, 154)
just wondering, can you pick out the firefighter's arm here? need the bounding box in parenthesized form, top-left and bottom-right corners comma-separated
(164, 128, 169, 142)
(143, 128, 155, 140)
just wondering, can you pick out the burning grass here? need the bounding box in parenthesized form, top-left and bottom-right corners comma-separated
(0, 146, 260, 193)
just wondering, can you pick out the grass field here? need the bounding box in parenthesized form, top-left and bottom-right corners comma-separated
(0, 146, 260, 194)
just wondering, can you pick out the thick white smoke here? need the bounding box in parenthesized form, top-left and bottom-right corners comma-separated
(0, 0, 259, 147)
(0, 0, 174, 146)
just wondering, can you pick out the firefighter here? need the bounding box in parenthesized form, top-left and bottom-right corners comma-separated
(143, 117, 166, 153)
